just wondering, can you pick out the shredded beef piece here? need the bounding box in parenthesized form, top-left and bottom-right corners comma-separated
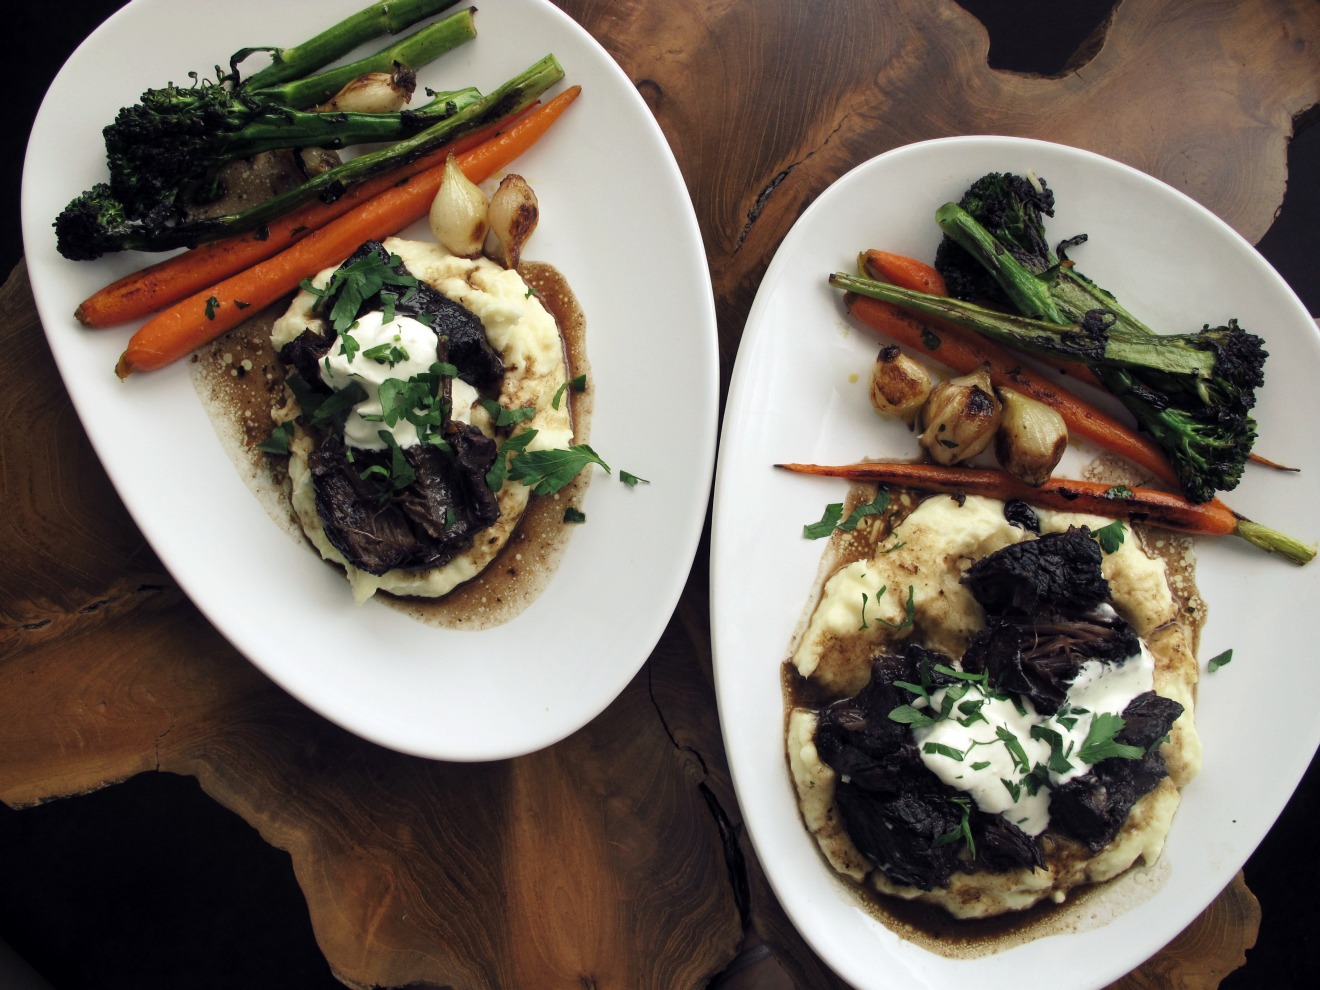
(309, 427, 499, 576)
(814, 646, 1044, 890)
(962, 606, 1142, 715)
(963, 527, 1110, 617)
(1049, 691, 1184, 851)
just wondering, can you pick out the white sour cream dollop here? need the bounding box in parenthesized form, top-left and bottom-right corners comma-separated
(317, 310, 441, 451)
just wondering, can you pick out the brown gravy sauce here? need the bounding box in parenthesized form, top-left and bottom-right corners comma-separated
(782, 471, 1203, 954)
(190, 259, 591, 630)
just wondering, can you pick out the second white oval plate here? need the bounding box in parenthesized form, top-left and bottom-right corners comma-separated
(711, 136, 1320, 989)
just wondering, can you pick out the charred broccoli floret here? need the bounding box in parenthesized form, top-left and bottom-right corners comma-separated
(101, 79, 471, 221)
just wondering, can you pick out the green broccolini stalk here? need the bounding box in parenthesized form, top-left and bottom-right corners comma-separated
(55, 56, 564, 260)
(918, 172, 1267, 504)
(53, 0, 495, 261)
(99, 77, 483, 221)
(231, 0, 464, 91)
(244, 7, 477, 109)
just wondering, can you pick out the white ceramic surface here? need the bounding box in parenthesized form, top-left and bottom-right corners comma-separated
(22, 0, 718, 761)
(711, 136, 1319, 989)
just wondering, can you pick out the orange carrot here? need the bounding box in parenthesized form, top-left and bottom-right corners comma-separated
(844, 292, 1182, 489)
(115, 85, 580, 379)
(774, 460, 1315, 563)
(76, 115, 520, 328)
(862, 249, 948, 296)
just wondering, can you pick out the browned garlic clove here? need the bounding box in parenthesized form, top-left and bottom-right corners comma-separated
(485, 174, 539, 269)
(994, 387, 1068, 486)
(314, 68, 416, 113)
(429, 155, 490, 258)
(869, 345, 932, 427)
(918, 367, 1001, 465)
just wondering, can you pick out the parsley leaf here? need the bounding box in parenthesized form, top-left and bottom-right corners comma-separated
(486, 430, 538, 491)
(932, 796, 976, 859)
(888, 704, 935, 728)
(508, 444, 611, 495)
(619, 470, 650, 487)
(923, 742, 967, 762)
(362, 340, 409, 367)
(256, 421, 295, 455)
(1092, 520, 1127, 553)
(479, 399, 538, 427)
(839, 489, 891, 532)
(1077, 712, 1145, 764)
(803, 502, 844, 539)
(551, 373, 588, 411)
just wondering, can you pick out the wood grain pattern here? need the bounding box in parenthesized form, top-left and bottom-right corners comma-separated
(4, 0, 1318, 986)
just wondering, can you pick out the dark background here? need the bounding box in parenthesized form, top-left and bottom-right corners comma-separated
(3, 1, 1316, 988)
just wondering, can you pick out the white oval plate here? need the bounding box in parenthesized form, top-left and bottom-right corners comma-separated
(711, 136, 1320, 988)
(21, 0, 717, 761)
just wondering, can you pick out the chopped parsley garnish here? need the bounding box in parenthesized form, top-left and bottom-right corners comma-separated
(357, 431, 416, 501)
(486, 430, 537, 491)
(804, 490, 891, 539)
(1207, 648, 1233, 672)
(1104, 484, 1134, 500)
(302, 251, 419, 332)
(362, 339, 409, 367)
(563, 507, 587, 524)
(1092, 520, 1127, 553)
(1076, 712, 1145, 764)
(888, 704, 936, 728)
(803, 502, 844, 539)
(932, 796, 976, 858)
(338, 329, 361, 363)
(839, 489, 891, 532)
(551, 373, 588, 410)
(619, 470, 650, 487)
(256, 421, 296, 455)
(204, 296, 220, 320)
(479, 399, 538, 427)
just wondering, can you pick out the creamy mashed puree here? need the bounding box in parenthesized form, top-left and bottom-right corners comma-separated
(787, 493, 1201, 919)
(270, 237, 573, 604)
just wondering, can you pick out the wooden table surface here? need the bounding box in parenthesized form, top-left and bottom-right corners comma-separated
(3, 1, 1318, 988)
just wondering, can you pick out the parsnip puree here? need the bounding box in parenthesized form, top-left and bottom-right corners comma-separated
(787, 494, 1201, 919)
(270, 238, 573, 604)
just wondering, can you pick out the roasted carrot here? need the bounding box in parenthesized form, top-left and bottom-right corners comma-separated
(861, 249, 948, 296)
(115, 85, 580, 378)
(774, 460, 1315, 564)
(844, 292, 1182, 488)
(76, 115, 520, 328)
